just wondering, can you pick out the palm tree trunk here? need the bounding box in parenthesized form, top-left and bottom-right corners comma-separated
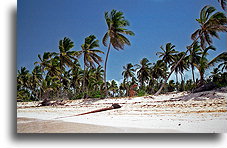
(104, 42, 111, 98)
(180, 73, 183, 82)
(191, 65, 195, 83)
(154, 38, 200, 96)
(83, 56, 86, 99)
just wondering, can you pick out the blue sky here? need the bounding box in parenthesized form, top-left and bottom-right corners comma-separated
(17, 0, 226, 83)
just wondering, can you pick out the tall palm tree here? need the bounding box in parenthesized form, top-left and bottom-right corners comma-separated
(135, 58, 151, 88)
(209, 52, 227, 72)
(55, 37, 78, 98)
(102, 9, 135, 97)
(155, 5, 227, 95)
(156, 43, 178, 67)
(78, 35, 104, 98)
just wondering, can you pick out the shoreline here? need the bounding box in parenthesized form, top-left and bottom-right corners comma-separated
(17, 117, 179, 133)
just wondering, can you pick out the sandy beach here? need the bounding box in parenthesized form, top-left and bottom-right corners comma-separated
(17, 87, 227, 133)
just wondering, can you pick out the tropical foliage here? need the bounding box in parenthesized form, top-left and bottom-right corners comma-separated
(17, 4, 227, 102)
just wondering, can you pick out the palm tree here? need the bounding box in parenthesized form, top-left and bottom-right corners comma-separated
(151, 60, 168, 82)
(209, 52, 227, 72)
(44, 57, 61, 78)
(78, 35, 104, 98)
(34, 52, 56, 73)
(171, 52, 189, 82)
(135, 58, 151, 88)
(188, 41, 202, 82)
(70, 60, 83, 94)
(102, 9, 135, 97)
(109, 80, 118, 97)
(17, 67, 31, 90)
(31, 65, 43, 100)
(156, 43, 178, 67)
(122, 63, 135, 96)
(194, 45, 216, 84)
(122, 63, 135, 82)
(191, 6, 227, 49)
(55, 37, 78, 98)
(155, 5, 227, 95)
(218, 0, 227, 11)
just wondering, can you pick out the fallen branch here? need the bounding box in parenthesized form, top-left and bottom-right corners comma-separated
(55, 103, 121, 119)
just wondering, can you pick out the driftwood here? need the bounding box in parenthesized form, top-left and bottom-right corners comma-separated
(193, 82, 217, 93)
(39, 99, 65, 106)
(55, 103, 121, 119)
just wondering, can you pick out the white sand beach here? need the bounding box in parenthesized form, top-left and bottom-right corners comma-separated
(17, 87, 227, 133)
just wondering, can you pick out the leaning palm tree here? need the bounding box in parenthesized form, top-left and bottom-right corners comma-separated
(155, 5, 227, 95)
(102, 9, 135, 97)
(78, 35, 104, 98)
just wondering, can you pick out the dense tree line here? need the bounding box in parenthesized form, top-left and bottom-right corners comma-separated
(17, 2, 227, 102)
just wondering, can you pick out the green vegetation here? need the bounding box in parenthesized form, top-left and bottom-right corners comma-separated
(17, 3, 227, 102)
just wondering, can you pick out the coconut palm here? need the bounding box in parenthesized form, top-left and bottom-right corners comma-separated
(135, 58, 151, 88)
(122, 63, 135, 96)
(191, 5, 227, 49)
(70, 60, 83, 94)
(34, 52, 56, 73)
(194, 45, 216, 84)
(44, 57, 61, 78)
(122, 63, 135, 82)
(17, 67, 31, 90)
(102, 9, 135, 97)
(155, 5, 227, 95)
(156, 43, 178, 67)
(92, 65, 104, 91)
(109, 80, 118, 97)
(78, 35, 104, 98)
(30, 65, 43, 99)
(151, 60, 168, 82)
(171, 52, 189, 82)
(55, 37, 79, 98)
(188, 41, 202, 82)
